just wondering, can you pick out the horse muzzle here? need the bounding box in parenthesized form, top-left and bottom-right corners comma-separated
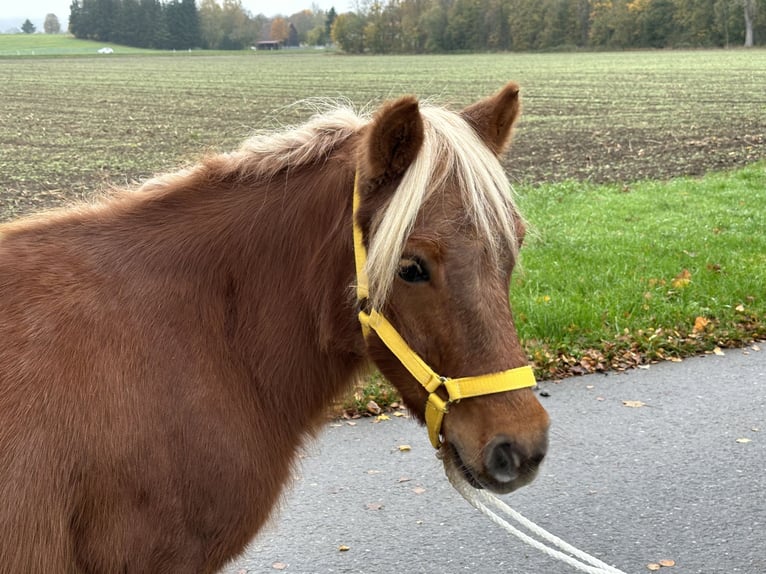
(444, 431, 548, 494)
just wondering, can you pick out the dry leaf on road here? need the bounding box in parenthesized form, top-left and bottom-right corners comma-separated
(623, 400, 647, 408)
(366, 400, 381, 415)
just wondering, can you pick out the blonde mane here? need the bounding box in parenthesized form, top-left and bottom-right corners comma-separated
(137, 105, 366, 194)
(233, 106, 366, 180)
(365, 104, 520, 309)
(137, 102, 519, 311)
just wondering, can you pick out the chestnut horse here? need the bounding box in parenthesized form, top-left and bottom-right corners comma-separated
(0, 83, 549, 573)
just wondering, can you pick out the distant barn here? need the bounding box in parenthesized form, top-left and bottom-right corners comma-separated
(255, 41, 281, 51)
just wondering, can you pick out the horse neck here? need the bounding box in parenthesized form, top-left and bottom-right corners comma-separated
(215, 158, 367, 415)
(113, 149, 367, 427)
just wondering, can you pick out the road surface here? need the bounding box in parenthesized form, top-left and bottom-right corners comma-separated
(225, 347, 765, 574)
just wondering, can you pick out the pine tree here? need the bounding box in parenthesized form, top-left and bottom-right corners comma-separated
(21, 19, 36, 34)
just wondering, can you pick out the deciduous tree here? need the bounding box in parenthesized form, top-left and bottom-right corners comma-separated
(744, 0, 757, 45)
(44, 14, 62, 33)
(270, 16, 289, 42)
(332, 12, 365, 52)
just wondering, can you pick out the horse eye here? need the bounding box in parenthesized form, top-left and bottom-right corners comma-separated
(398, 257, 430, 283)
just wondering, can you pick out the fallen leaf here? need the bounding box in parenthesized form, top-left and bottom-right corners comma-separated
(393, 411, 405, 417)
(669, 356, 683, 363)
(659, 559, 676, 567)
(272, 562, 288, 570)
(647, 564, 661, 571)
(735, 304, 745, 312)
(375, 414, 390, 421)
(752, 344, 760, 352)
(345, 421, 356, 426)
(671, 269, 691, 289)
(623, 400, 646, 408)
(398, 444, 411, 452)
(366, 400, 381, 415)
(736, 438, 752, 444)
(366, 502, 383, 511)
(398, 476, 412, 483)
(713, 347, 725, 356)
(412, 486, 426, 495)
(692, 316, 709, 333)
(338, 545, 350, 552)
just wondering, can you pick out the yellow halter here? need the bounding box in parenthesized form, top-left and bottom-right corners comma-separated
(353, 173, 536, 449)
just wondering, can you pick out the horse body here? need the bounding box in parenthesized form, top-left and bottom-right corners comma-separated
(0, 85, 548, 572)
(0, 151, 363, 572)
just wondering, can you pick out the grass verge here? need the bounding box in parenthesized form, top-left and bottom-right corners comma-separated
(513, 162, 765, 378)
(341, 162, 766, 413)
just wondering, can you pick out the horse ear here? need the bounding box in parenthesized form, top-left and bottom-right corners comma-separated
(362, 96, 424, 184)
(461, 82, 521, 155)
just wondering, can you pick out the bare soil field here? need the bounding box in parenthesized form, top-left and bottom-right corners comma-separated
(1, 50, 764, 218)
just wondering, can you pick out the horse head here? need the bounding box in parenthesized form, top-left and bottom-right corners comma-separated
(354, 83, 549, 494)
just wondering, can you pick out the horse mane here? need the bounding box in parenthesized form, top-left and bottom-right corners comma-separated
(69, 101, 519, 313)
(365, 104, 521, 309)
(136, 105, 367, 195)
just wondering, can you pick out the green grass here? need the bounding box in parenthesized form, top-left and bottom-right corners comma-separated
(0, 34, 160, 56)
(512, 163, 766, 378)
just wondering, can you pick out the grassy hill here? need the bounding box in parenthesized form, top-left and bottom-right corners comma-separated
(0, 34, 160, 56)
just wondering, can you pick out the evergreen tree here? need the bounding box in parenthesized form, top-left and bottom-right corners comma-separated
(325, 6, 338, 38)
(21, 19, 36, 34)
(69, 1, 84, 37)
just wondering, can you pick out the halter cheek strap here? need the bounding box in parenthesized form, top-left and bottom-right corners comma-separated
(353, 173, 536, 449)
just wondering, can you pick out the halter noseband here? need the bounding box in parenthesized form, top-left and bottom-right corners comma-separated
(353, 173, 536, 449)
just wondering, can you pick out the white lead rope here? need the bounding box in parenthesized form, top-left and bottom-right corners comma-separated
(444, 460, 628, 574)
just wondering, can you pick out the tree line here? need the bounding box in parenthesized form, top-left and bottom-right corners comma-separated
(332, 0, 765, 53)
(67, 0, 763, 52)
(70, 0, 200, 49)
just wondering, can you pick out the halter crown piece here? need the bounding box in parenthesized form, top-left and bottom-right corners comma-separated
(353, 172, 537, 449)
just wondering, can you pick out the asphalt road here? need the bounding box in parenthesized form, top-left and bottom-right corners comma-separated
(225, 348, 765, 574)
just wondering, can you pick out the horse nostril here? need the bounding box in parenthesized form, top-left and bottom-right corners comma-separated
(485, 439, 521, 483)
(485, 437, 547, 485)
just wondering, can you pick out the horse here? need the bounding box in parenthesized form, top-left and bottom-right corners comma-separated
(0, 82, 549, 573)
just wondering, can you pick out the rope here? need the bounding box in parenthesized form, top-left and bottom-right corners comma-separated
(444, 459, 628, 574)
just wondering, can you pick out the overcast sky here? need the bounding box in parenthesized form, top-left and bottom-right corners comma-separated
(4, 0, 350, 23)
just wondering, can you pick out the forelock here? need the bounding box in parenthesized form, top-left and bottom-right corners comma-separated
(365, 104, 520, 309)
